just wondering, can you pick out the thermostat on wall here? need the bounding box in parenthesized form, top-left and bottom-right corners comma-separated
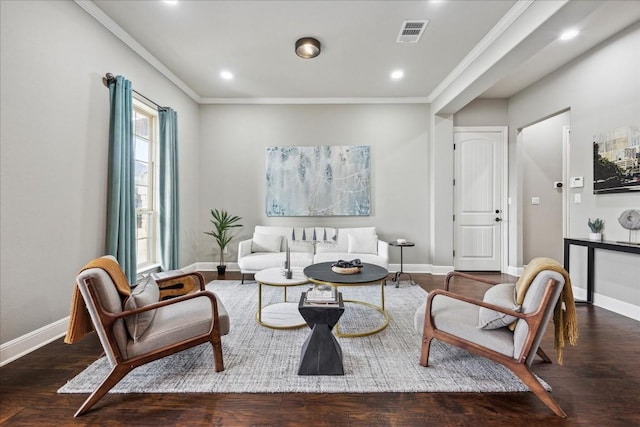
(570, 176, 584, 188)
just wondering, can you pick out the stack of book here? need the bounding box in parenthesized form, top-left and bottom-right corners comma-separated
(304, 288, 338, 305)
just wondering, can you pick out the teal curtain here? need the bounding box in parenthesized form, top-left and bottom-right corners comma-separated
(158, 108, 180, 270)
(105, 75, 137, 283)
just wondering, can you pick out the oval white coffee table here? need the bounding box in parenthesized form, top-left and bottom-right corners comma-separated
(255, 267, 308, 329)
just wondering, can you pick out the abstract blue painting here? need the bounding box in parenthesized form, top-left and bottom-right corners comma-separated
(266, 146, 370, 216)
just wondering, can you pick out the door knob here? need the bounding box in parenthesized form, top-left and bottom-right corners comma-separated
(495, 209, 501, 214)
(495, 218, 502, 222)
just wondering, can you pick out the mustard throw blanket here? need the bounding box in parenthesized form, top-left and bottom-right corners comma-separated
(64, 257, 131, 344)
(514, 257, 578, 364)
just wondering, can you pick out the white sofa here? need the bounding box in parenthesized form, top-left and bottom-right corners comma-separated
(237, 225, 389, 283)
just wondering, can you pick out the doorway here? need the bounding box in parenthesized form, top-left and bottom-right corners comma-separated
(519, 111, 570, 264)
(453, 126, 508, 271)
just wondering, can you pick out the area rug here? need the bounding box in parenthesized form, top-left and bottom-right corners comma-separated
(58, 280, 549, 394)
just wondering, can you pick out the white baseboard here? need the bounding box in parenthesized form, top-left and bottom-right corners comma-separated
(572, 286, 640, 321)
(0, 317, 69, 367)
(506, 265, 524, 276)
(187, 262, 239, 272)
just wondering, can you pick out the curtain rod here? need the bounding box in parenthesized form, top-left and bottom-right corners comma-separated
(102, 73, 167, 110)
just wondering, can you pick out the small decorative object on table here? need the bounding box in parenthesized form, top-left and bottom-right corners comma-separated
(331, 259, 363, 274)
(284, 240, 292, 279)
(588, 218, 604, 241)
(618, 209, 640, 245)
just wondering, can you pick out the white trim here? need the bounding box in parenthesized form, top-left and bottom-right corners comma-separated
(0, 317, 69, 367)
(73, 0, 201, 103)
(562, 125, 571, 237)
(74, 1, 431, 107)
(572, 287, 640, 322)
(453, 126, 509, 273)
(199, 97, 430, 105)
(507, 265, 525, 276)
(426, 0, 534, 103)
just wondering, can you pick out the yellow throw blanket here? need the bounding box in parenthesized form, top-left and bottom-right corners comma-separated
(64, 257, 131, 344)
(513, 257, 578, 364)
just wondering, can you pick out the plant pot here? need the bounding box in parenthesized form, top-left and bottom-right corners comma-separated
(589, 232, 602, 241)
(216, 265, 226, 275)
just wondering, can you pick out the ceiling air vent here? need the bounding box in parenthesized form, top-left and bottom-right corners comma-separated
(396, 20, 429, 43)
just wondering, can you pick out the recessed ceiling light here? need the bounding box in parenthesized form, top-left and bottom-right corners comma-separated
(295, 37, 321, 59)
(220, 70, 234, 80)
(163, 0, 178, 5)
(391, 70, 404, 80)
(559, 29, 579, 41)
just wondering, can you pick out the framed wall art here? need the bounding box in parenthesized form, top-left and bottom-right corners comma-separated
(593, 125, 640, 194)
(265, 145, 370, 216)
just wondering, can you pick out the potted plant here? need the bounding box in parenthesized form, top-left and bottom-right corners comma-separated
(204, 209, 243, 275)
(588, 218, 604, 241)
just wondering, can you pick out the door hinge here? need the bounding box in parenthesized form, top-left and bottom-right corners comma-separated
(453, 214, 455, 221)
(453, 250, 456, 257)
(453, 178, 456, 186)
(453, 143, 456, 150)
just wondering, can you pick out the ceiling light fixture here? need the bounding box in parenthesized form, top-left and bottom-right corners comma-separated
(559, 29, 579, 41)
(391, 70, 404, 80)
(163, 0, 179, 5)
(220, 70, 234, 80)
(295, 37, 321, 59)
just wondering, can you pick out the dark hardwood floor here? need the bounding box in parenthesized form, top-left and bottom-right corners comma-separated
(1, 271, 639, 426)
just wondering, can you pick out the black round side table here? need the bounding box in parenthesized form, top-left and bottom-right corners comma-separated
(389, 241, 415, 288)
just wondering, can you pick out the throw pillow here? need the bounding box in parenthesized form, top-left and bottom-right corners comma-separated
(478, 283, 521, 329)
(124, 277, 160, 341)
(347, 233, 378, 254)
(251, 233, 282, 253)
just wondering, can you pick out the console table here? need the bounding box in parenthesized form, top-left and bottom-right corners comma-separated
(563, 238, 640, 304)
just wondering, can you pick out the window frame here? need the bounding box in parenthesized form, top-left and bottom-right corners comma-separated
(133, 98, 160, 272)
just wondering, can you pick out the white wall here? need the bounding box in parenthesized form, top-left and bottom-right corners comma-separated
(0, 1, 201, 345)
(521, 111, 570, 263)
(508, 23, 640, 312)
(197, 104, 431, 268)
(454, 99, 508, 126)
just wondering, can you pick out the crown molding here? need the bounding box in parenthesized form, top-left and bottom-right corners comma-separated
(426, 0, 536, 103)
(74, 0, 202, 103)
(199, 97, 430, 105)
(74, 1, 431, 106)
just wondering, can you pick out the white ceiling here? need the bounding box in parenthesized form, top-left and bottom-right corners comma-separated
(86, 0, 640, 106)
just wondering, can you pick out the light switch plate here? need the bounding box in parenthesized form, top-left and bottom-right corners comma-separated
(574, 194, 581, 203)
(531, 197, 540, 205)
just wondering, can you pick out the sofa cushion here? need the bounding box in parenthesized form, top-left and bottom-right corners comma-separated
(335, 227, 376, 253)
(348, 233, 378, 254)
(477, 283, 521, 329)
(254, 226, 292, 251)
(287, 239, 315, 253)
(124, 277, 160, 342)
(251, 233, 283, 253)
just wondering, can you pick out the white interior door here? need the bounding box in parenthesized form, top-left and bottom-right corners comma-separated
(454, 127, 507, 271)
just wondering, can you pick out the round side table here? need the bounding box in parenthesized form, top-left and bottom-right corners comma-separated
(255, 267, 308, 329)
(389, 241, 415, 287)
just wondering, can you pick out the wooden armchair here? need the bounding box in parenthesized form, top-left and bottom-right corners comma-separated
(415, 269, 567, 417)
(70, 258, 229, 416)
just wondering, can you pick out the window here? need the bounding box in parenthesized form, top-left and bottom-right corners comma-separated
(133, 100, 159, 270)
